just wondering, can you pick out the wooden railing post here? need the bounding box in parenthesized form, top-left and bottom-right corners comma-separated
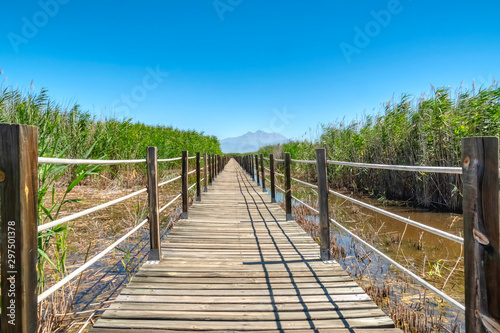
(203, 153, 208, 192)
(284, 152, 292, 220)
(249, 155, 255, 180)
(260, 153, 266, 192)
(146, 146, 161, 261)
(255, 154, 260, 185)
(270, 154, 276, 203)
(316, 148, 332, 262)
(0, 124, 38, 332)
(212, 154, 216, 179)
(214, 155, 217, 176)
(208, 154, 212, 186)
(181, 150, 188, 219)
(196, 152, 201, 202)
(462, 136, 500, 333)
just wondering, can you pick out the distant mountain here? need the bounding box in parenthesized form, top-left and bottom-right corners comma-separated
(220, 131, 288, 154)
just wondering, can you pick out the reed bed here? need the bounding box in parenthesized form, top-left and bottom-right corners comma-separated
(260, 82, 500, 212)
(0, 86, 217, 332)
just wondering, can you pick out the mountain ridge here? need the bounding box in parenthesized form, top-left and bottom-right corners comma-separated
(220, 131, 288, 153)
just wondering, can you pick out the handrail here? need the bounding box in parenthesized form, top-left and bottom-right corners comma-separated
(0, 123, 229, 332)
(284, 171, 464, 244)
(158, 175, 182, 187)
(327, 160, 462, 174)
(37, 217, 149, 303)
(291, 176, 318, 190)
(289, 196, 464, 311)
(291, 158, 316, 164)
(328, 188, 464, 244)
(275, 171, 285, 177)
(264, 167, 271, 172)
(188, 169, 197, 176)
(239, 139, 499, 327)
(39, 156, 185, 165)
(38, 187, 148, 232)
(38, 157, 147, 165)
(159, 193, 182, 213)
(158, 157, 182, 162)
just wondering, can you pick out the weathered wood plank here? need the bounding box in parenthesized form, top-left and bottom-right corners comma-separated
(91, 159, 396, 332)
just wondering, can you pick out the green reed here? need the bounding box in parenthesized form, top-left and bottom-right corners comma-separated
(259, 83, 500, 212)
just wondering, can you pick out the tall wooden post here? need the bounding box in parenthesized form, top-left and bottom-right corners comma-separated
(462, 137, 500, 333)
(255, 155, 260, 185)
(213, 155, 216, 179)
(196, 152, 201, 202)
(214, 154, 219, 178)
(203, 153, 208, 192)
(260, 153, 266, 192)
(207, 154, 212, 186)
(0, 124, 38, 332)
(270, 154, 276, 203)
(146, 147, 161, 261)
(181, 150, 188, 219)
(251, 155, 254, 179)
(284, 152, 292, 220)
(316, 148, 332, 261)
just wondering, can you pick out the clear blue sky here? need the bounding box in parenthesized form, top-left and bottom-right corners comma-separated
(1, 0, 499, 140)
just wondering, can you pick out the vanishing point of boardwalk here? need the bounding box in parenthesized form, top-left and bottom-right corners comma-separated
(91, 159, 398, 332)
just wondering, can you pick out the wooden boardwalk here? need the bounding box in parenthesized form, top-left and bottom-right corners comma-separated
(91, 159, 399, 332)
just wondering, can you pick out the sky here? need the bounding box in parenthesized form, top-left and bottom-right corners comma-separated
(1, 0, 499, 141)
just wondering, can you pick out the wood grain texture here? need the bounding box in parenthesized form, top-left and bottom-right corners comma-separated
(462, 137, 500, 333)
(0, 124, 38, 332)
(284, 152, 292, 220)
(315, 148, 332, 261)
(91, 159, 398, 332)
(147, 146, 161, 260)
(181, 150, 188, 218)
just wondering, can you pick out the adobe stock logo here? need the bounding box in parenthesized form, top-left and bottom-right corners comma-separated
(7, 0, 70, 53)
(213, 0, 243, 21)
(339, 0, 404, 63)
(262, 107, 297, 134)
(110, 66, 169, 118)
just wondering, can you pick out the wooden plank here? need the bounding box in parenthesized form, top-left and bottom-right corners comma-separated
(125, 281, 358, 289)
(112, 293, 373, 304)
(107, 300, 380, 312)
(0, 124, 38, 332)
(120, 286, 366, 297)
(92, 329, 399, 333)
(101, 308, 388, 321)
(93, 317, 395, 330)
(91, 159, 396, 332)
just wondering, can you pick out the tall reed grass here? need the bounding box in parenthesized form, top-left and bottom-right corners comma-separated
(0, 86, 222, 332)
(0, 87, 222, 164)
(260, 83, 500, 211)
